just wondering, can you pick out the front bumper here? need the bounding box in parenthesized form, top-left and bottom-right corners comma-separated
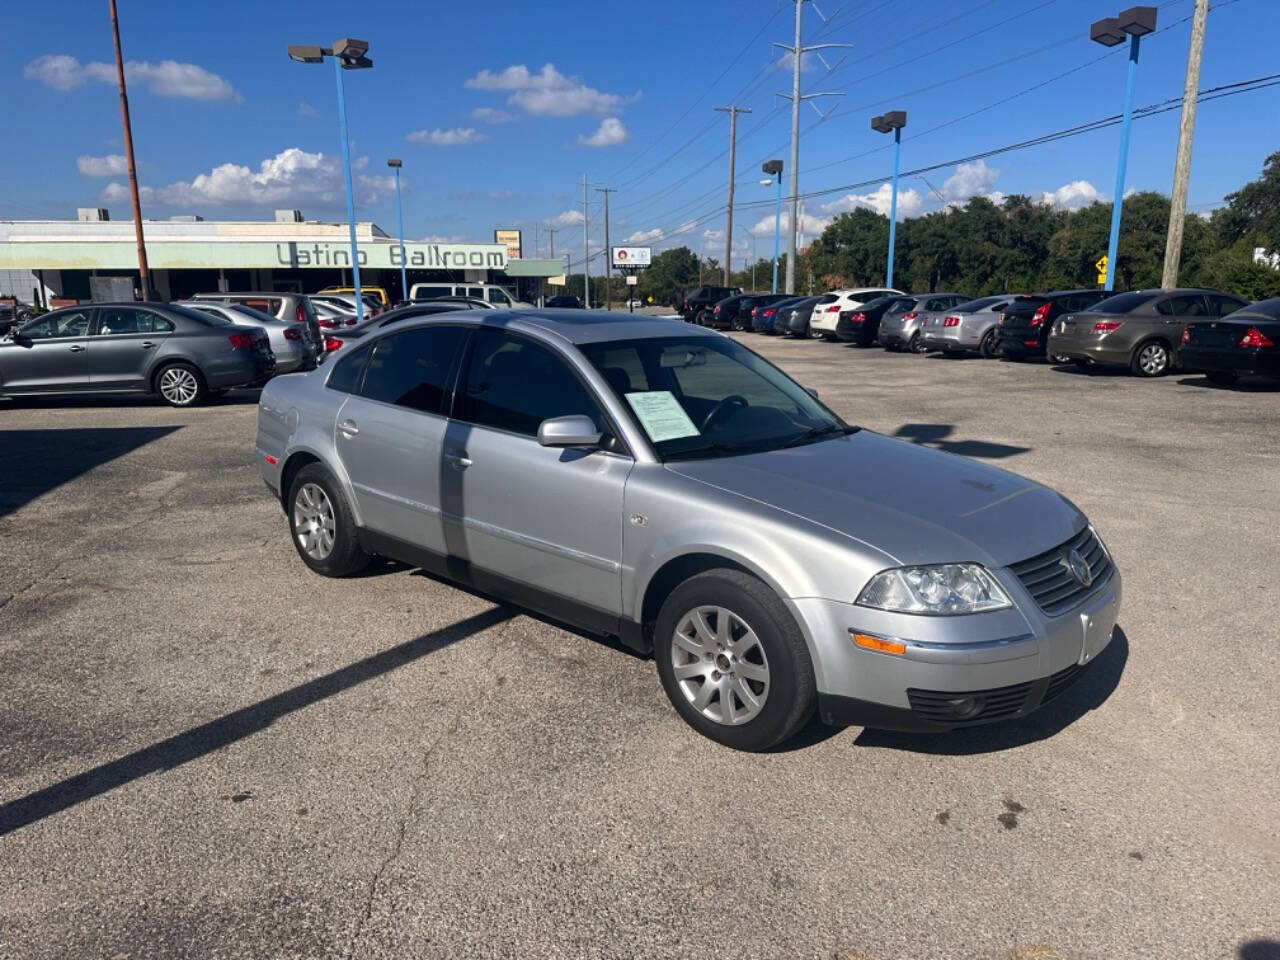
(788, 565, 1121, 732)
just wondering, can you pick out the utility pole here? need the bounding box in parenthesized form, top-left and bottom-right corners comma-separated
(582, 174, 590, 307)
(547, 227, 557, 258)
(596, 187, 616, 310)
(1162, 0, 1209, 289)
(108, 0, 150, 300)
(774, 1, 848, 294)
(715, 106, 752, 285)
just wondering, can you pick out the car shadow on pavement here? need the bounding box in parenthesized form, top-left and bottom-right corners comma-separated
(1176, 375, 1280, 392)
(1240, 939, 1280, 960)
(892, 423, 1030, 459)
(1, 389, 262, 409)
(0, 426, 181, 517)
(851, 626, 1129, 756)
(1046, 362, 1129, 377)
(0, 606, 514, 838)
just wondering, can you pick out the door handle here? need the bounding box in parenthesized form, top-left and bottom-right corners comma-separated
(444, 451, 472, 469)
(339, 419, 359, 437)
(140, 340, 156, 349)
(68, 344, 86, 352)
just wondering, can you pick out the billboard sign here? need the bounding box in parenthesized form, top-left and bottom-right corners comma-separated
(495, 229, 522, 260)
(611, 246, 651, 268)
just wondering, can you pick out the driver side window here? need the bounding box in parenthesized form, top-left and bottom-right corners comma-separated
(21, 309, 91, 340)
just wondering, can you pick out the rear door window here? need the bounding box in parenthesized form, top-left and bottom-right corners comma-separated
(1156, 295, 1209, 317)
(96, 307, 174, 335)
(359, 326, 470, 415)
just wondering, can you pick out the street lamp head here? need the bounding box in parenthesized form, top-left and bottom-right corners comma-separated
(762, 159, 783, 177)
(386, 157, 402, 169)
(287, 44, 326, 64)
(332, 37, 369, 60)
(1117, 5, 1157, 36)
(341, 55, 373, 70)
(1090, 17, 1127, 46)
(870, 114, 889, 133)
(883, 110, 907, 130)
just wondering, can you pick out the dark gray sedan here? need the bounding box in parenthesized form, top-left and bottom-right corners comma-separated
(0, 301, 274, 406)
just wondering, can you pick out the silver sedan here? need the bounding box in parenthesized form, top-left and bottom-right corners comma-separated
(920, 295, 1023, 357)
(177, 301, 317, 373)
(256, 311, 1120, 750)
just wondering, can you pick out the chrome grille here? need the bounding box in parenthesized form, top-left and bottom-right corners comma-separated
(1009, 527, 1113, 616)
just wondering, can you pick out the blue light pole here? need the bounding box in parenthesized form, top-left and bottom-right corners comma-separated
(872, 111, 907, 289)
(288, 39, 373, 325)
(1091, 7, 1158, 291)
(388, 158, 408, 303)
(762, 159, 783, 294)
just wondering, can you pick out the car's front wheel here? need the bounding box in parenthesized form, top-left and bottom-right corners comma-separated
(654, 569, 815, 751)
(1131, 339, 1171, 377)
(287, 463, 369, 577)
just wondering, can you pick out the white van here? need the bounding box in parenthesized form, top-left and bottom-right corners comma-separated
(409, 282, 530, 308)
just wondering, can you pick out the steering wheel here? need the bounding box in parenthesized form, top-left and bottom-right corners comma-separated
(700, 394, 748, 432)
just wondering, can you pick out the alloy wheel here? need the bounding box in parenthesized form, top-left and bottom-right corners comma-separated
(158, 367, 199, 405)
(293, 482, 336, 560)
(1137, 342, 1168, 376)
(670, 605, 770, 726)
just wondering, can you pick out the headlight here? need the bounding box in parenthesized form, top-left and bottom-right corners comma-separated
(856, 563, 1012, 615)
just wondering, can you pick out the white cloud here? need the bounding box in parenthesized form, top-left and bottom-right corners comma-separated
(406, 127, 485, 147)
(471, 106, 514, 125)
(77, 154, 128, 177)
(465, 63, 638, 117)
(747, 210, 831, 238)
(25, 53, 240, 101)
(100, 147, 393, 209)
(625, 227, 664, 243)
(1039, 180, 1104, 210)
(421, 234, 469, 243)
(298, 102, 320, 118)
(546, 209, 585, 229)
(577, 117, 628, 148)
(822, 182, 925, 219)
(941, 160, 1004, 205)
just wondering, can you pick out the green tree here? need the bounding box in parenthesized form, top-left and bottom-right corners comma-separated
(637, 246, 699, 308)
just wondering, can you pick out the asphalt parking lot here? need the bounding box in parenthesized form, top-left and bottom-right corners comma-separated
(1, 338, 1277, 960)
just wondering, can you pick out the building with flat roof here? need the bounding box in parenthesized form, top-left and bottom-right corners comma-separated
(0, 209, 564, 306)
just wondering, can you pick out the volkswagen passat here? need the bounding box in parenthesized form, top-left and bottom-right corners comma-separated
(256, 311, 1121, 751)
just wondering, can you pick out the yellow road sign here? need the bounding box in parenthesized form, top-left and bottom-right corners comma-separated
(1095, 255, 1108, 273)
(1097, 274, 1108, 286)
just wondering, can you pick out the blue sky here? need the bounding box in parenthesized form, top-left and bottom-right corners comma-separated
(6, 0, 1279, 271)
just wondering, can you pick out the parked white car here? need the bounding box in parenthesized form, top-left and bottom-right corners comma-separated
(809, 287, 904, 340)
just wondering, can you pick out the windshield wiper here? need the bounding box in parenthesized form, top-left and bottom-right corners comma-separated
(781, 424, 858, 448)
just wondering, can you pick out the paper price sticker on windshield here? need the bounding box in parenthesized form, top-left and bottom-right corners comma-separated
(625, 391, 700, 443)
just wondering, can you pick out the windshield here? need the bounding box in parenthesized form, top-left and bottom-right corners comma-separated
(953, 296, 1005, 313)
(171, 304, 232, 326)
(580, 335, 850, 460)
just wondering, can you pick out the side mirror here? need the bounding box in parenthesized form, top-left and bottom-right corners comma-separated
(804, 386, 819, 399)
(537, 414, 602, 448)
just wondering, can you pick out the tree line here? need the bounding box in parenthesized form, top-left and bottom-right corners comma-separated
(613, 150, 1280, 307)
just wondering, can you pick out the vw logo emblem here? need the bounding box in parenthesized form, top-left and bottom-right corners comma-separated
(1063, 549, 1092, 587)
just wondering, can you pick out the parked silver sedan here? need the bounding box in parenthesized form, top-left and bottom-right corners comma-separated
(920, 295, 1022, 357)
(256, 311, 1120, 750)
(177, 301, 317, 373)
(880, 293, 972, 352)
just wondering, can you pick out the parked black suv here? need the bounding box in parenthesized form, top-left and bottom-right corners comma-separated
(682, 285, 741, 325)
(998, 290, 1113, 360)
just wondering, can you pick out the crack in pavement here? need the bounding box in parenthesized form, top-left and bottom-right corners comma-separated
(344, 703, 470, 959)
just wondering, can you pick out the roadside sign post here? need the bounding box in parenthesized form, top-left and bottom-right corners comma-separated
(611, 247, 651, 314)
(1095, 255, 1109, 287)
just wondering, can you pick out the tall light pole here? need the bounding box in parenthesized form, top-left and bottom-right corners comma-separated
(108, 0, 150, 300)
(287, 39, 373, 325)
(387, 158, 407, 303)
(872, 111, 907, 289)
(1162, 0, 1208, 289)
(1090, 6, 1157, 292)
(762, 160, 783, 294)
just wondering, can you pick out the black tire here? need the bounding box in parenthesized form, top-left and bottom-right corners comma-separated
(979, 329, 1001, 359)
(1206, 370, 1239, 387)
(286, 463, 369, 577)
(694, 310, 707, 327)
(821, 332, 837, 342)
(154, 361, 207, 407)
(908, 331, 926, 354)
(1130, 338, 1171, 378)
(654, 569, 816, 751)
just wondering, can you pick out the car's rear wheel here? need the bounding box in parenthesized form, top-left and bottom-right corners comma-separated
(1131, 339, 1171, 377)
(287, 463, 369, 577)
(979, 329, 1001, 358)
(155, 362, 207, 407)
(1206, 370, 1239, 387)
(654, 569, 815, 751)
(908, 331, 926, 354)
